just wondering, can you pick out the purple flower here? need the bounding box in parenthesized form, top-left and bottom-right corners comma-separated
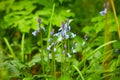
(114, 49, 119, 54)
(38, 18, 41, 24)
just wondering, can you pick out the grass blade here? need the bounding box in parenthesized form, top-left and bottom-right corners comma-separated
(73, 65, 85, 80)
(4, 37, 16, 59)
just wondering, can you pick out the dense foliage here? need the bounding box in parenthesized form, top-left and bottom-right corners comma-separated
(0, 0, 120, 80)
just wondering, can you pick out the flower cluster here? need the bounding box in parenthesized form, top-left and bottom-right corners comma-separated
(53, 19, 76, 42)
(47, 19, 76, 56)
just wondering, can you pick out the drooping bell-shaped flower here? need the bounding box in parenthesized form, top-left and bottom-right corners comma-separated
(99, 8, 107, 16)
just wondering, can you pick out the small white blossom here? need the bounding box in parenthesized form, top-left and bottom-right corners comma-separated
(67, 53, 72, 58)
(47, 46, 51, 51)
(49, 53, 52, 59)
(71, 32, 76, 38)
(32, 31, 37, 36)
(82, 41, 86, 47)
(54, 48, 56, 52)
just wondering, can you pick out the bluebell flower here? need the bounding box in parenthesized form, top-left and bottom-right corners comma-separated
(32, 18, 46, 36)
(99, 8, 107, 16)
(57, 35, 63, 41)
(32, 30, 39, 36)
(53, 32, 59, 37)
(47, 42, 57, 51)
(66, 25, 71, 31)
(53, 19, 76, 41)
(65, 34, 69, 39)
(61, 30, 66, 38)
(38, 18, 41, 24)
(59, 22, 65, 31)
(72, 42, 77, 53)
(84, 34, 88, 41)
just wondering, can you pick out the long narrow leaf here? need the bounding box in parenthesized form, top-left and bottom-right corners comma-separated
(4, 37, 16, 59)
(73, 65, 85, 80)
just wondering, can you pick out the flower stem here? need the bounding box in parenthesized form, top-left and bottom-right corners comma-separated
(110, 0, 120, 40)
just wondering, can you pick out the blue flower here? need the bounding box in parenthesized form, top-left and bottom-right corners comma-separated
(99, 8, 107, 16)
(53, 19, 76, 41)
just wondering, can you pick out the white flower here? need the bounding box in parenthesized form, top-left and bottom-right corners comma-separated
(71, 32, 76, 38)
(82, 41, 86, 47)
(49, 53, 52, 59)
(32, 31, 37, 36)
(67, 53, 72, 58)
(54, 48, 56, 52)
(47, 46, 51, 51)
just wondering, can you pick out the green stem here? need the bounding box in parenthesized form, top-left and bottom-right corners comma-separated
(61, 42, 64, 75)
(110, 0, 120, 40)
(47, 3, 55, 76)
(40, 24, 45, 74)
(52, 46, 56, 80)
(63, 40, 67, 75)
(21, 33, 25, 62)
